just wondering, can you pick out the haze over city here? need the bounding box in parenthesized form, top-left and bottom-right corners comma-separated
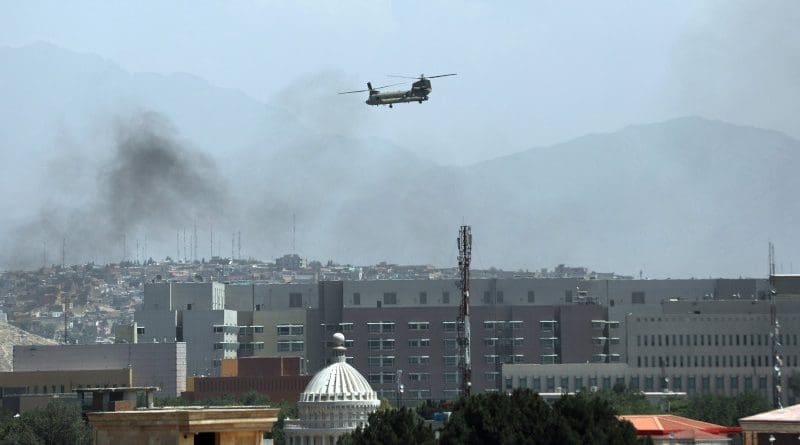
(1, 1, 798, 277)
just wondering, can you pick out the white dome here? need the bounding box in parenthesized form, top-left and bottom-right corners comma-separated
(285, 333, 380, 444)
(300, 359, 378, 403)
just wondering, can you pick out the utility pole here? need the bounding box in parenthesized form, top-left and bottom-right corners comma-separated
(457, 225, 472, 397)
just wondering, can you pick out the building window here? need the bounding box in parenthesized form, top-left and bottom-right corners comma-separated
(367, 322, 395, 334)
(408, 322, 430, 331)
(442, 292, 450, 304)
(565, 290, 573, 303)
(383, 293, 397, 305)
(277, 324, 304, 336)
(187, 304, 192, 310)
(255, 304, 261, 311)
(408, 338, 431, 348)
(419, 292, 427, 305)
(527, 291, 535, 303)
(409, 372, 430, 382)
(368, 356, 395, 367)
(408, 356, 430, 365)
(483, 291, 492, 303)
(367, 338, 394, 351)
(442, 321, 463, 332)
(443, 355, 458, 367)
(289, 293, 302, 308)
(353, 293, 361, 306)
(443, 372, 458, 383)
(632, 292, 645, 304)
(497, 291, 504, 304)
(442, 338, 456, 349)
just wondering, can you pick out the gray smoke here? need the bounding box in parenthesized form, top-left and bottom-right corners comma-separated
(1, 111, 229, 268)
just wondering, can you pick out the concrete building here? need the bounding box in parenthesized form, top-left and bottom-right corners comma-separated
(503, 297, 800, 406)
(137, 282, 236, 377)
(135, 276, 771, 402)
(13, 343, 187, 397)
(740, 403, 800, 445)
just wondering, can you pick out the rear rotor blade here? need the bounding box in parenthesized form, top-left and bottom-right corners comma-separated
(338, 89, 369, 94)
(427, 73, 457, 79)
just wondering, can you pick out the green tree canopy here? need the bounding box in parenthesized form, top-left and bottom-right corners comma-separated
(438, 389, 639, 445)
(0, 401, 91, 445)
(337, 407, 435, 445)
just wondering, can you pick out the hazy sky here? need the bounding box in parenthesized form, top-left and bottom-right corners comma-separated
(2, 1, 796, 165)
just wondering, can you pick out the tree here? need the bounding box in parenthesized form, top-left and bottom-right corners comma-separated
(593, 388, 657, 415)
(337, 407, 435, 445)
(671, 391, 771, 426)
(439, 389, 640, 445)
(0, 401, 91, 445)
(270, 402, 298, 445)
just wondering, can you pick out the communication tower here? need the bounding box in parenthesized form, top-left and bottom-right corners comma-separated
(456, 225, 472, 397)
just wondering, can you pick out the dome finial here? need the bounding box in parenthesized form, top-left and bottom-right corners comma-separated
(332, 332, 346, 361)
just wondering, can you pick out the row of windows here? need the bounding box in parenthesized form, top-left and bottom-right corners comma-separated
(484, 354, 525, 364)
(355, 292, 449, 306)
(636, 354, 798, 368)
(277, 324, 304, 336)
(513, 374, 770, 394)
(366, 355, 434, 366)
(214, 325, 266, 334)
(277, 340, 305, 352)
(238, 342, 265, 351)
(637, 333, 798, 348)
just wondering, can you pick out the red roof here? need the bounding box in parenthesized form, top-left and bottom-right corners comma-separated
(619, 414, 742, 436)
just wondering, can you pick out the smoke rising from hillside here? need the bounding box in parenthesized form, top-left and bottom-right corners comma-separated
(0, 111, 229, 268)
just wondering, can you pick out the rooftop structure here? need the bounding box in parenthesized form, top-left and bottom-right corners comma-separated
(284, 333, 380, 445)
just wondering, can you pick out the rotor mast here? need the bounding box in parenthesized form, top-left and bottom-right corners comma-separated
(457, 225, 472, 397)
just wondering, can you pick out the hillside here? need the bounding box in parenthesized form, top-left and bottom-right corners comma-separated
(0, 321, 57, 371)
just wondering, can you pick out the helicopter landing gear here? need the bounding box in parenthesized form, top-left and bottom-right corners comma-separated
(418, 100, 423, 104)
(389, 104, 393, 108)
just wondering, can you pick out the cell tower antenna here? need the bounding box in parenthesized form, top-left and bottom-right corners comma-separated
(193, 222, 198, 262)
(456, 225, 472, 397)
(237, 231, 241, 260)
(61, 237, 66, 267)
(231, 233, 235, 260)
(63, 295, 69, 344)
(292, 213, 296, 254)
(176, 230, 180, 261)
(210, 226, 214, 258)
(769, 241, 775, 276)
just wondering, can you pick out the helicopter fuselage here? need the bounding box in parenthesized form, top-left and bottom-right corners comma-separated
(366, 87, 431, 106)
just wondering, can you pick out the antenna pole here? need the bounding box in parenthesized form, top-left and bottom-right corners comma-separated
(457, 225, 472, 397)
(292, 213, 296, 254)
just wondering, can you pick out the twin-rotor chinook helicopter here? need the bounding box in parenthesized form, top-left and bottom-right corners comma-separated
(338, 73, 457, 107)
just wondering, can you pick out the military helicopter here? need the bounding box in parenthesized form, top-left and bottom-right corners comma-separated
(338, 73, 457, 108)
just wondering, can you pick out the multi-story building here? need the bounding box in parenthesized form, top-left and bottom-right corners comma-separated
(136, 276, 775, 403)
(136, 281, 235, 376)
(503, 276, 800, 407)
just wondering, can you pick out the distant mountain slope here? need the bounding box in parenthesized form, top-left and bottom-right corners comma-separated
(0, 43, 796, 277)
(0, 322, 57, 371)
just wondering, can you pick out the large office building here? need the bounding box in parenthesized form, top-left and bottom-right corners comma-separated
(136, 276, 785, 403)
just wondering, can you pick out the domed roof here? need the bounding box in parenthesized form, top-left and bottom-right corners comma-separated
(299, 334, 379, 404)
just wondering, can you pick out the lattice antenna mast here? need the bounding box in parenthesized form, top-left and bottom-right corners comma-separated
(457, 225, 472, 397)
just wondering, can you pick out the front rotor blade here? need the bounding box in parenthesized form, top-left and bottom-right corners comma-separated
(387, 75, 418, 79)
(427, 73, 457, 79)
